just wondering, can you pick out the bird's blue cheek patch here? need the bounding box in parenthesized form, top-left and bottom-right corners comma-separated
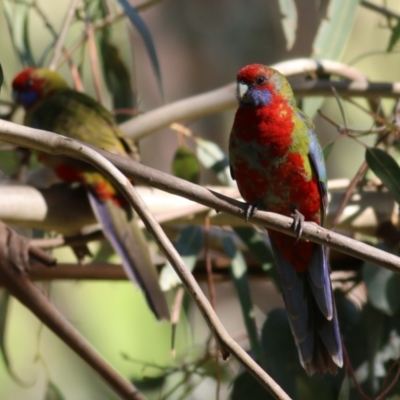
(14, 90, 39, 109)
(249, 88, 272, 106)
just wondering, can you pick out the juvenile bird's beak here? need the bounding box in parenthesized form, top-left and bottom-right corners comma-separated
(237, 82, 248, 99)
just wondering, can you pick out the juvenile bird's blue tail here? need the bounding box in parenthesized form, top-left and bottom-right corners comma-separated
(88, 191, 170, 321)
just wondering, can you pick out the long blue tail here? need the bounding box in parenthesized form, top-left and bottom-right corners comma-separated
(270, 240, 343, 375)
(88, 191, 170, 320)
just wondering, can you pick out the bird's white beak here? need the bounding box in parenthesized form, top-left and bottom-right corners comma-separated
(237, 82, 248, 99)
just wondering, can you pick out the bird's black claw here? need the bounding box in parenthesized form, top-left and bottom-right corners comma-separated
(245, 201, 259, 222)
(291, 209, 305, 243)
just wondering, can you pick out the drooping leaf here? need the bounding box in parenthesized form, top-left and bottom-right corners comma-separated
(117, 0, 163, 100)
(261, 309, 299, 397)
(0, 289, 10, 367)
(3, 1, 36, 67)
(365, 148, 400, 205)
(303, 0, 359, 117)
(45, 381, 65, 400)
(0, 64, 3, 92)
(323, 141, 335, 160)
(388, 19, 400, 52)
(233, 227, 278, 287)
(159, 226, 204, 290)
(337, 375, 350, 400)
(277, 0, 297, 51)
(172, 146, 200, 184)
(222, 236, 264, 365)
(231, 370, 274, 400)
(363, 246, 400, 316)
(195, 138, 234, 186)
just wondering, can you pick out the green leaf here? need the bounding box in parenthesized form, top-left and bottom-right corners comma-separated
(195, 138, 234, 186)
(261, 309, 298, 397)
(278, 0, 297, 51)
(365, 148, 400, 205)
(159, 226, 204, 290)
(363, 255, 400, 316)
(172, 146, 200, 184)
(45, 381, 65, 400)
(388, 19, 400, 52)
(323, 141, 335, 160)
(0, 289, 10, 367)
(98, 32, 136, 124)
(3, 1, 36, 67)
(222, 236, 264, 365)
(117, 0, 163, 100)
(303, 0, 359, 117)
(0, 64, 3, 92)
(231, 370, 273, 400)
(233, 227, 278, 286)
(337, 375, 350, 400)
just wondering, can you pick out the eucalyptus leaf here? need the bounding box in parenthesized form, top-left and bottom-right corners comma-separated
(323, 141, 335, 160)
(365, 148, 400, 205)
(0, 64, 3, 91)
(363, 259, 400, 316)
(222, 236, 264, 365)
(172, 146, 200, 184)
(388, 19, 400, 52)
(0, 289, 10, 367)
(195, 138, 234, 186)
(337, 375, 350, 400)
(303, 0, 359, 117)
(261, 308, 298, 397)
(98, 33, 136, 123)
(231, 370, 273, 400)
(117, 0, 163, 100)
(45, 381, 65, 400)
(159, 226, 203, 290)
(3, 1, 36, 67)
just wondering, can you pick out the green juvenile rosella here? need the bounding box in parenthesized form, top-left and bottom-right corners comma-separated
(12, 67, 170, 321)
(229, 64, 342, 375)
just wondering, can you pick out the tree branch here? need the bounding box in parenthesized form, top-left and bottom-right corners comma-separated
(120, 58, 400, 140)
(0, 119, 291, 400)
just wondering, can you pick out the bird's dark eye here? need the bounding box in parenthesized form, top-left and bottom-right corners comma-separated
(26, 79, 34, 87)
(255, 76, 267, 85)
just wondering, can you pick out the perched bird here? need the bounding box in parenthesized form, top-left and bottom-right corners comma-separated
(12, 67, 170, 321)
(229, 64, 342, 375)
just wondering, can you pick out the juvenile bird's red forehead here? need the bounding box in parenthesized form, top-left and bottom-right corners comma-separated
(12, 67, 36, 88)
(237, 64, 272, 82)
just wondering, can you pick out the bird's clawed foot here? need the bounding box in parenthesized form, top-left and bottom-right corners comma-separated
(291, 208, 305, 243)
(244, 201, 259, 222)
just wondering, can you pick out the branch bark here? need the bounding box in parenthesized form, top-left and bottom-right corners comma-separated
(120, 58, 400, 140)
(0, 119, 291, 400)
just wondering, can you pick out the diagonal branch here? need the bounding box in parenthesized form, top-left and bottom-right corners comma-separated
(0, 119, 291, 400)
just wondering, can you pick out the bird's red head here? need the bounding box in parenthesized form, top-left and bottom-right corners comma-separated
(12, 67, 68, 110)
(236, 64, 293, 107)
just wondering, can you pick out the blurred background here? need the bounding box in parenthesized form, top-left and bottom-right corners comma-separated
(1, 0, 400, 399)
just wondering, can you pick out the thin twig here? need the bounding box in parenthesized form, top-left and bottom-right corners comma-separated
(85, 17, 103, 104)
(48, 0, 80, 70)
(361, 0, 400, 20)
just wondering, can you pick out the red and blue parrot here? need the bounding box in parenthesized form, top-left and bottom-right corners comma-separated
(229, 64, 342, 375)
(12, 67, 170, 321)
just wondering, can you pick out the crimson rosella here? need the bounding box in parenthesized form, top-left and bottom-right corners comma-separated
(12, 67, 170, 320)
(229, 64, 342, 375)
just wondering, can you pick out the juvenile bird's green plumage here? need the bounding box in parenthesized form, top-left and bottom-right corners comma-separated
(12, 67, 170, 321)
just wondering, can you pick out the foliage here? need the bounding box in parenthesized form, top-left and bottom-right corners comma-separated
(2, 0, 400, 399)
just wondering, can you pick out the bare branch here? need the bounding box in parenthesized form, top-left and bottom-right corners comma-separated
(0, 119, 290, 399)
(120, 58, 400, 140)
